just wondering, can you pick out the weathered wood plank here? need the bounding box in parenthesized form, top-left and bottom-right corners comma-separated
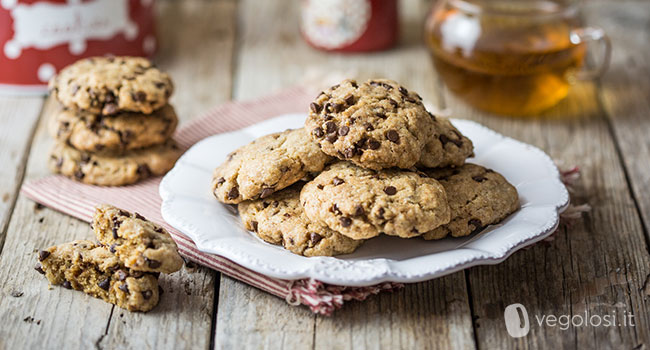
(0, 0, 236, 349)
(0, 97, 43, 249)
(587, 1, 650, 244)
(216, 1, 475, 349)
(436, 5, 650, 346)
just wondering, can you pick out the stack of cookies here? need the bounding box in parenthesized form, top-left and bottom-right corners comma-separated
(48, 56, 182, 186)
(35, 205, 184, 312)
(211, 79, 520, 257)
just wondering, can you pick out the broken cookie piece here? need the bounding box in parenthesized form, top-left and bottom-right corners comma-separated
(36, 240, 160, 312)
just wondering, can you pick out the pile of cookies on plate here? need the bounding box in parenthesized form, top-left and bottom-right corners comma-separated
(211, 79, 520, 257)
(47, 56, 182, 186)
(35, 205, 183, 312)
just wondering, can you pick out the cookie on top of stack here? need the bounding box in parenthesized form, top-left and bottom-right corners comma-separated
(35, 205, 184, 312)
(211, 79, 520, 257)
(48, 56, 182, 186)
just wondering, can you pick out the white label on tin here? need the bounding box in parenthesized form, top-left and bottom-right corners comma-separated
(300, 0, 371, 49)
(3, 0, 138, 59)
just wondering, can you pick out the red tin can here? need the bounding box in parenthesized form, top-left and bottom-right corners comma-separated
(300, 0, 398, 53)
(0, 0, 156, 95)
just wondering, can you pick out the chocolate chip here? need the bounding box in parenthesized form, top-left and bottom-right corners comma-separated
(338, 125, 349, 136)
(411, 227, 419, 234)
(154, 227, 163, 233)
(317, 184, 324, 190)
(354, 205, 365, 216)
(364, 122, 374, 131)
(136, 164, 151, 178)
(98, 278, 110, 291)
(343, 147, 356, 158)
(154, 82, 166, 89)
(216, 177, 225, 185)
(384, 186, 397, 195)
(376, 112, 387, 119)
(312, 128, 324, 138)
(310, 102, 322, 113)
(472, 175, 487, 183)
(80, 153, 90, 164)
(344, 94, 355, 106)
(62, 281, 72, 289)
(388, 99, 398, 108)
(251, 221, 258, 232)
(74, 170, 85, 180)
(367, 139, 380, 150)
(331, 203, 341, 215)
(325, 121, 337, 134)
(386, 130, 400, 143)
(468, 219, 483, 234)
(325, 133, 338, 143)
(135, 212, 146, 221)
(377, 207, 385, 219)
(38, 250, 50, 261)
(332, 177, 344, 186)
(399, 86, 408, 95)
(118, 283, 129, 293)
(117, 270, 128, 281)
(260, 187, 275, 199)
(132, 91, 147, 102)
(145, 257, 161, 269)
(112, 226, 119, 239)
(34, 264, 45, 274)
(350, 81, 358, 88)
(227, 187, 239, 199)
(339, 217, 352, 227)
(310, 233, 323, 245)
(142, 290, 153, 300)
(109, 243, 117, 253)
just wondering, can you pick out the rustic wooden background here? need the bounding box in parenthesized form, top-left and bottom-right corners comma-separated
(0, 0, 649, 349)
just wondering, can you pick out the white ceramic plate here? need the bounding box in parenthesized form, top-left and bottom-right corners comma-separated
(160, 114, 569, 286)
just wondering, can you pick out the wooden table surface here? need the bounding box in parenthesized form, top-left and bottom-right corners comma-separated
(1, 1, 649, 349)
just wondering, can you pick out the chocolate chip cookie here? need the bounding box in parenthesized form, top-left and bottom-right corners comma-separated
(421, 163, 519, 240)
(300, 162, 451, 239)
(305, 79, 435, 170)
(49, 56, 173, 115)
(49, 139, 182, 186)
(49, 104, 178, 153)
(36, 240, 160, 312)
(418, 117, 474, 168)
(92, 205, 183, 273)
(211, 128, 332, 204)
(238, 184, 363, 257)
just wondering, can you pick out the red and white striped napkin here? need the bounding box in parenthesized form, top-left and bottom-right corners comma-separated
(21, 86, 402, 316)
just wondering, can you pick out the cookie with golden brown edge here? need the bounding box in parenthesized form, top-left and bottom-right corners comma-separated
(300, 162, 451, 239)
(49, 104, 178, 153)
(48, 139, 182, 186)
(238, 183, 363, 257)
(211, 128, 332, 204)
(49, 56, 173, 115)
(421, 163, 519, 240)
(305, 79, 435, 170)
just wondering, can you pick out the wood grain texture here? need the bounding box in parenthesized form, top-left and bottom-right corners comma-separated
(0, 97, 43, 250)
(216, 1, 475, 349)
(0, 1, 237, 349)
(437, 11, 650, 347)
